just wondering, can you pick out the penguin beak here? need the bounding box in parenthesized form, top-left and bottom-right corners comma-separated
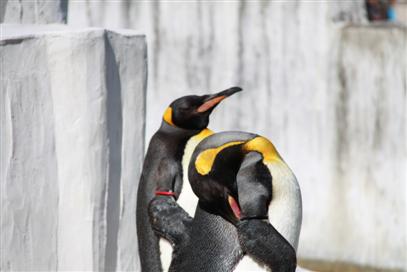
(197, 87, 242, 113)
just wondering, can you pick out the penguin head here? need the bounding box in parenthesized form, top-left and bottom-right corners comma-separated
(163, 87, 242, 130)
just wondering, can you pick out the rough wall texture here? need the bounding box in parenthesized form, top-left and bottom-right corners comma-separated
(68, 2, 407, 271)
(1, 0, 68, 24)
(68, 1, 365, 139)
(0, 24, 147, 271)
(330, 25, 407, 270)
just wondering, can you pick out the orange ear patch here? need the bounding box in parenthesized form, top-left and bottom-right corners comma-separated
(197, 96, 226, 113)
(228, 195, 241, 219)
(163, 107, 175, 126)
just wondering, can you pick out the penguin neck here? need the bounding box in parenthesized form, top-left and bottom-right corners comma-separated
(159, 121, 201, 139)
(155, 121, 203, 160)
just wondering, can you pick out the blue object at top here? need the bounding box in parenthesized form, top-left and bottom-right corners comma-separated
(387, 7, 396, 22)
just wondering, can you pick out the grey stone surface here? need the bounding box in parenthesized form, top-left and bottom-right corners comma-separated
(0, 24, 147, 271)
(1, 0, 68, 24)
(330, 24, 406, 270)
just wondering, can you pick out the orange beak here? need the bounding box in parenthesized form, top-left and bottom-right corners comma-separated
(197, 86, 242, 113)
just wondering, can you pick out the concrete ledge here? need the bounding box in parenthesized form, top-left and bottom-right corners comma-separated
(0, 24, 147, 271)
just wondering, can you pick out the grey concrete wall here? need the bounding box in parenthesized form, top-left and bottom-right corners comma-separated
(0, 24, 147, 271)
(67, 0, 365, 142)
(1, 0, 68, 24)
(68, 2, 407, 271)
(330, 25, 406, 270)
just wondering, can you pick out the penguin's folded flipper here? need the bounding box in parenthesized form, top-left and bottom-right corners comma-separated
(235, 152, 297, 271)
(148, 195, 193, 248)
(237, 219, 297, 272)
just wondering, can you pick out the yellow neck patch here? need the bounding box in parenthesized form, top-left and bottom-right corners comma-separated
(242, 136, 281, 163)
(195, 141, 244, 175)
(163, 107, 175, 126)
(195, 128, 214, 140)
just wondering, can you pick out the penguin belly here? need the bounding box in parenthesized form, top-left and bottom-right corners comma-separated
(159, 239, 173, 272)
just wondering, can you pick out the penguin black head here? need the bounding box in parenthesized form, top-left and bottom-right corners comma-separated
(163, 87, 242, 130)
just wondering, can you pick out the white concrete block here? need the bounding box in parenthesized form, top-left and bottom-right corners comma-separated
(329, 25, 406, 270)
(280, 24, 407, 272)
(1, 0, 68, 24)
(0, 24, 147, 271)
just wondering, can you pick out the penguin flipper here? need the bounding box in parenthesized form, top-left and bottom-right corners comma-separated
(237, 219, 297, 272)
(148, 195, 193, 248)
(235, 152, 297, 271)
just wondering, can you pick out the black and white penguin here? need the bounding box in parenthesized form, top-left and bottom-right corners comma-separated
(149, 131, 302, 271)
(136, 87, 242, 272)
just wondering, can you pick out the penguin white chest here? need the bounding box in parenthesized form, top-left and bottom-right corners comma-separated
(265, 161, 302, 250)
(177, 134, 205, 216)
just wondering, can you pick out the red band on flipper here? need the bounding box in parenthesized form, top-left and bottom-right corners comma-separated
(155, 191, 176, 197)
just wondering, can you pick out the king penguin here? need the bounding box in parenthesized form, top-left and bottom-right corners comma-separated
(149, 131, 302, 271)
(136, 87, 242, 272)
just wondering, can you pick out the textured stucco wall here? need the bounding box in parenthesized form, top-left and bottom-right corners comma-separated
(0, 24, 147, 271)
(1, 0, 68, 24)
(1, 1, 405, 271)
(329, 25, 406, 270)
(67, 1, 366, 141)
(68, 2, 407, 271)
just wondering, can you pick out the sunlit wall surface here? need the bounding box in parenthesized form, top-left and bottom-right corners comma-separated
(68, 1, 406, 271)
(1, 1, 406, 271)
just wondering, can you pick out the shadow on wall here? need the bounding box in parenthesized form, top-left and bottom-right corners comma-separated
(104, 34, 123, 272)
(0, 0, 7, 22)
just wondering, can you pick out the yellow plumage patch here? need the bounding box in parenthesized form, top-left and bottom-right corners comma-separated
(195, 141, 244, 175)
(242, 136, 281, 163)
(163, 107, 175, 126)
(195, 128, 214, 141)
